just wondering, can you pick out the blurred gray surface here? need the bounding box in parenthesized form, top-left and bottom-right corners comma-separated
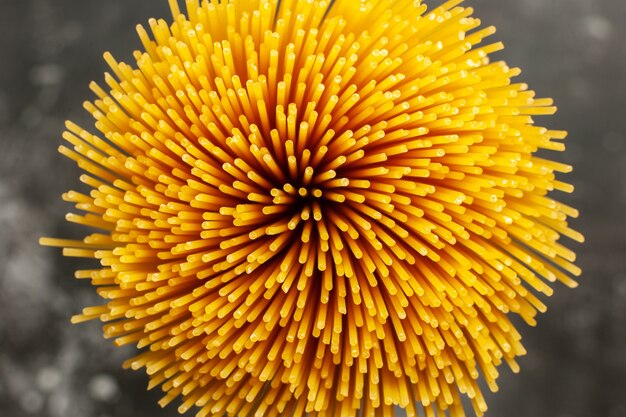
(0, 0, 624, 416)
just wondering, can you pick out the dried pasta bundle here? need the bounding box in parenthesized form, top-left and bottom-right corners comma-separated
(41, 0, 583, 416)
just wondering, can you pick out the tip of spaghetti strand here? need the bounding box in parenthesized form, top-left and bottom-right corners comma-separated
(70, 314, 91, 324)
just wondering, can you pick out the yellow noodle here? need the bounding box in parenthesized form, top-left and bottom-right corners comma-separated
(41, 0, 582, 416)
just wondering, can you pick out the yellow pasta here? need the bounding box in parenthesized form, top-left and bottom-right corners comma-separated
(41, 0, 582, 416)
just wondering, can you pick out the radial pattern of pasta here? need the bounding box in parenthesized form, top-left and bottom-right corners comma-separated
(41, 0, 583, 416)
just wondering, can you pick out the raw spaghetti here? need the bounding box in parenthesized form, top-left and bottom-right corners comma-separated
(41, 0, 583, 416)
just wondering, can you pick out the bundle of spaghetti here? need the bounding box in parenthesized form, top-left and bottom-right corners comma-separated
(41, 0, 583, 416)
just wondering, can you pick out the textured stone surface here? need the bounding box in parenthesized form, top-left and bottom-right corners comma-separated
(0, 1, 624, 416)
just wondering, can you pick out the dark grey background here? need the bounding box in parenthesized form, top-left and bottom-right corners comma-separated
(0, 0, 624, 416)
